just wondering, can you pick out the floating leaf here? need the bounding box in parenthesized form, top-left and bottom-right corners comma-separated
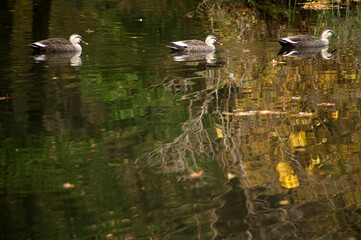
(227, 172, 236, 180)
(271, 59, 286, 67)
(190, 170, 203, 179)
(63, 182, 75, 189)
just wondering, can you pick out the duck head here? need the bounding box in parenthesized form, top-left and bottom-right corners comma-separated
(205, 35, 222, 46)
(70, 34, 88, 45)
(321, 29, 338, 40)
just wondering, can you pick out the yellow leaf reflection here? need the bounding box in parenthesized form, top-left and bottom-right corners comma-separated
(332, 111, 338, 119)
(215, 126, 224, 138)
(306, 164, 314, 171)
(310, 154, 321, 165)
(289, 131, 306, 148)
(276, 162, 299, 189)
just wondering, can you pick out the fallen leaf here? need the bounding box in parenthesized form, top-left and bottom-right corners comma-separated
(121, 218, 131, 223)
(279, 199, 290, 205)
(227, 172, 236, 180)
(317, 102, 336, 107)
(85, 28, 95, 34)
(271, 59, 286, 66)
(190, 170, 203, 179)
(0, 94, 10, 100)
(63, 182, 75, 189)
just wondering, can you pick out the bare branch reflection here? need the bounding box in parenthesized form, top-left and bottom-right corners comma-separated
(137, 48, 361, 238)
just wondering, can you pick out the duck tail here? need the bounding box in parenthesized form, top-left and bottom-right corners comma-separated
(278, 38, 297, 47)
(166, 44, 185, 52)
(28, 42, 46, 51)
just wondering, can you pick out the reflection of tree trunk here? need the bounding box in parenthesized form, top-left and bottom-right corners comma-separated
(32, 0, 52, 39)
(230, 136, 256, 215)
(0, 1, 13, 94)
(0, 1, 13, 43)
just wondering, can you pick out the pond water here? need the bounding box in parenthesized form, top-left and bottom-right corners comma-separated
(1, 0, 360, 239)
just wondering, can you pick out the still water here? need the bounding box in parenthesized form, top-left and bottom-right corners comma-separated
(1, 0, 360, 239)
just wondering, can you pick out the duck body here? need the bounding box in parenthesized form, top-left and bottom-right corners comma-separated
(167, 35, 221, 52)
(278, 29, 338, 48)
(28, 34, 87, 52)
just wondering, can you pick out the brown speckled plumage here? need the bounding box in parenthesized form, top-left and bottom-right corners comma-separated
(28, 34, 87, 52)
(278, 29, 338, 48)
(167, 35, 221, 52)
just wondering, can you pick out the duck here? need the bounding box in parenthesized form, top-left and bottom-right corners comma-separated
(166, 35, 222, 52)
(278, 29, 338, 48)
(28, 34, 88, 52)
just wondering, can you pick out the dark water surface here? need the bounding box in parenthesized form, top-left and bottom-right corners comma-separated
(1, 0, 360, 239)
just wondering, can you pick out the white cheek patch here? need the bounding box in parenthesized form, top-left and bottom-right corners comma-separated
(173, 41, 188, 48)
(35, 42, 47, 48)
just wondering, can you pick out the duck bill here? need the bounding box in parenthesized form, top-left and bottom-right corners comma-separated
(332, 34, 339, 39)
(81, 40, 88, 45)
(216, 40, 222, 45)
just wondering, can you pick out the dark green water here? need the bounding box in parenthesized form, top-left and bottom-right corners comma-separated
(0, 0, 360, 239)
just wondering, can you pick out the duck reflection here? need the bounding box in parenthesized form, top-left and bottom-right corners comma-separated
(31, 51, 82, 66)
(170, 51, 218, 64)
(278, 47, 337, 60)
